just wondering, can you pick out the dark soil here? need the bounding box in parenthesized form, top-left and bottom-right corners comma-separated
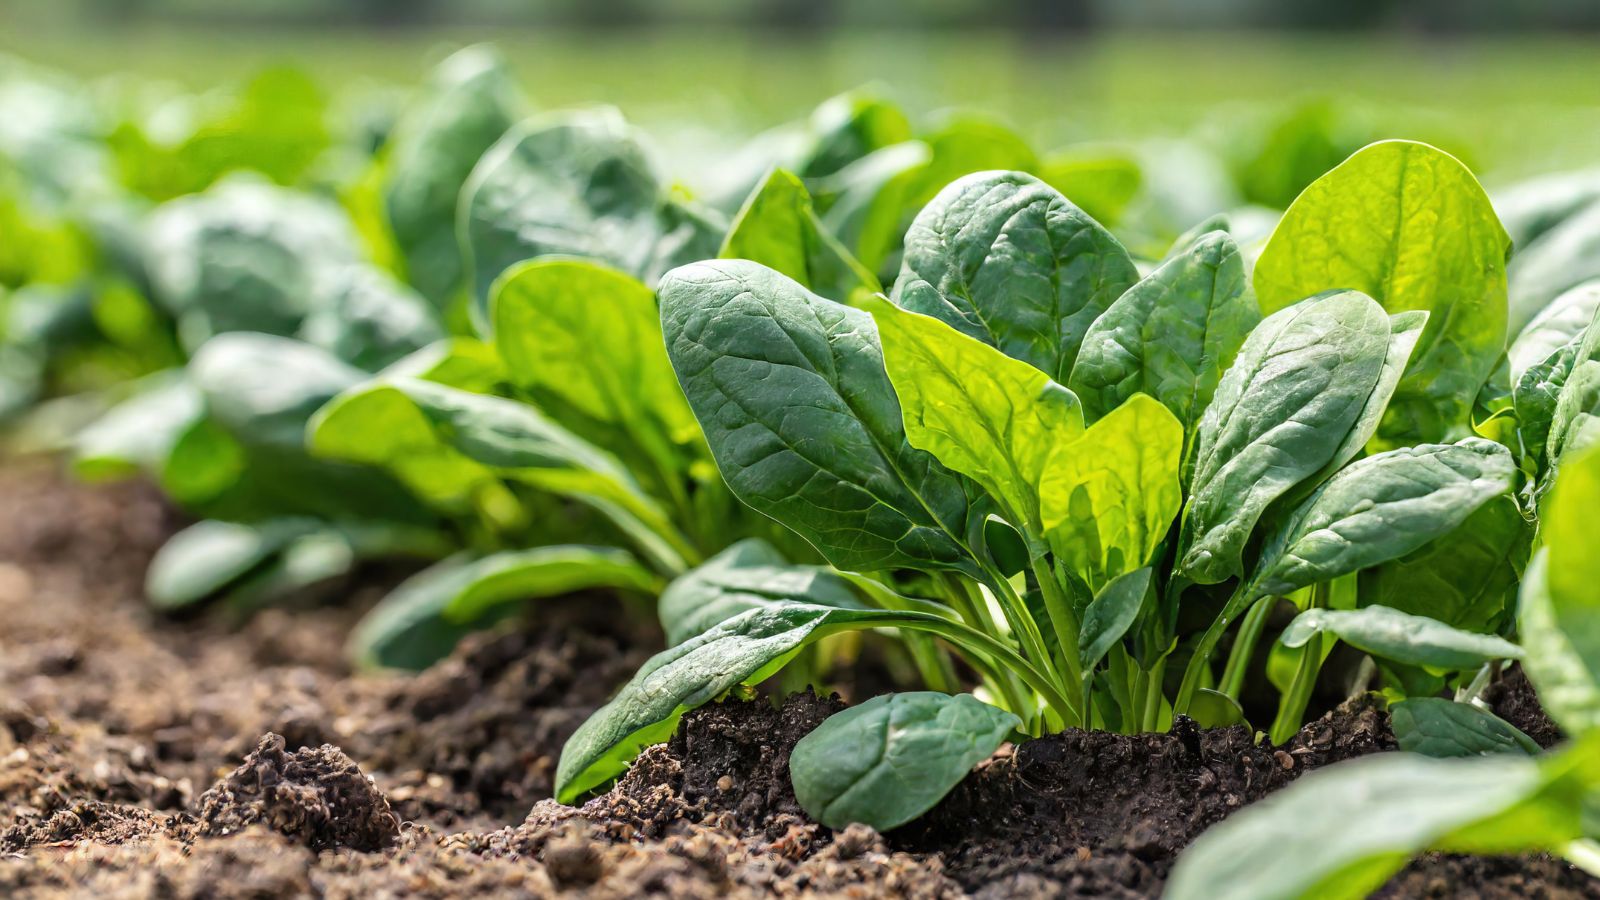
(2, 461, 1596, 898)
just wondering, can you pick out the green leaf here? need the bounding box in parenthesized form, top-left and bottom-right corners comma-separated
(1188, 688, 1246, 729)
(1391, 698, 1540, 758)
(1280, 606, 1522, 671)
(1508, 201, 1600, 332)
(1358, 496, 1530, 633)
(1078, 567, 1153, 673)
(1165, 737, 1600, 900)
(1250, 439, 1516, 598)
(73, 371, 203, 479)
(1254, 140, 1510, 444)
(891, 170, 1138, 382)
(659, 260, 976, 574)
(1310, 310, 1429, 480)
(1178, 290, 1392, 584)
(719, 168, 879, 304)
(790, 692, 1019, 831)
(349, 546, 659, 671)
(1548, 360, 1600, 467)
(145, 518, 320, 609)
(866, 294, 1083, 530)
(658, 539, 861, 646)
(383, 45, 522, 308)
(491, 259, 702, 492)
(298, 265, 443, 372)
(1037, 147, 1142, 226)
(380, 338, 506, 394)
(1067, 229, 1256, 446)
(460, 108, 724, 320)
(1523, 443, 1600, 735)
(189, 333, 365, 449)
(1040, 394, 1183, 589)
(1508, 281, 1600, 384)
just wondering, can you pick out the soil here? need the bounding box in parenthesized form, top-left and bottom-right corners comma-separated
(1, 460, 1596, 898)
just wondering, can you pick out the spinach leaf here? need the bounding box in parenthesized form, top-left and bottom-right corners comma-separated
(1508, 200, 1600, 332)
(790, 692, 1019, 830)
(659, 260, 976, 574)
(1391, 698, 1540, 758)
(1068, 229, 1256, 447)
(1254, 140, 1510, 444)
(492, 259, 704, 498)
(866, 294, 1084, 531)
(1178, 290, 1392, 584)
(1078, 567, 1153, 674)
(657, 539, 860, 646)
(1167, 739, 1600, 900)
(382, 45, 522, 308)
(349, 547, 659, 671)
(1520, 444, 1600, 734)
(460, 108, 724, 321)
(891, 170, 1138, 381)
(720, 167, 879, 305)
(1039, 394, 1183, 590)
(1357, 496, 1530, 633)
(299, 265, 443, 372)
(145, 517, 320, 610)
(1279, 606, 1523, 670)
(1508, 281, 1600, 383)
(1250, 439, 1516, 598)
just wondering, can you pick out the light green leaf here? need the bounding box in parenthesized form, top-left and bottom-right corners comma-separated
(1508, 200, 1600, 333)
(349, 546, 659, 671)
(73, 371, 202, 479)
(1067, 229, 1256, 446)
(1391, 698, 1540, 758)
(1255, 140, 1510, 444)
(891, 170, 1138, 382)
(1166, 737, 1600, 900)
(866, 294, 1083, 530)
(659, 260, 976, 574)
(460, 108, 724, 320)
(1040, 394, 1182, 589)
(1178, 291, 1392, 584)
(189, 333, 365, 449)
(1077, 567, 1153, 673)
(491, 258, 702, 490)
(790, 692, 1018, 830)
(1519, 551, 1600, 737)
(658, 539, 861, 646)
(1280, 606, 1523, 671)
(719, 168, 879, 304)
(1508, 281, 1600, 383)
(1251, 439, 1516, 598)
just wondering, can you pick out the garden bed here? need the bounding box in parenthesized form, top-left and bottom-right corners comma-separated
(1, 465, 1594, 898)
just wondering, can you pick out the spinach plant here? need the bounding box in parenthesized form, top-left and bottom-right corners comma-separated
(556, 142, 1534, 831)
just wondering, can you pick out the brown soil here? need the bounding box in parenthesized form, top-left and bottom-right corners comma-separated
(1, 461, 1596, 898)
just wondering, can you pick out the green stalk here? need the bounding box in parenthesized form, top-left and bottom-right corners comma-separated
(977, 562, 1066, 692)
(1219, 596, 1274, 700)
(1032, 556, 1084, 686)
(1174, 581, 1256, 714)
(1141, 654, 1168, 732)
(1270, 633, 1324, 744)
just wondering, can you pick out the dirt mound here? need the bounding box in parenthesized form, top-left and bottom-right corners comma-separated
(194, 733, 399, 852)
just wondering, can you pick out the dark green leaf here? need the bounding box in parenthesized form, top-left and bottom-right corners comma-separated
(790, 692, 1018, 830)
(1392, 698, 1540, 758)
(658, 539, 861, 646)
(1078, 567, 1152, 673)
(1280, 606, 1523, 670)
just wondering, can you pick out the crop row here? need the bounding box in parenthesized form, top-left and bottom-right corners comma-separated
(4, 45, 1600, 899)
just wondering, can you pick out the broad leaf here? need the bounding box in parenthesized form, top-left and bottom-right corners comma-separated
(891, 170, 1138, 382)
(73, 371, 202, 479)
(1078, 567, 1153, 673)
(492, 259, 702, 492)
(299, 265, 443, 372)
(383, 45, 522, 308)
(1255, 140, 1510, 444)
(866, 294, 1084, 530)
(659, 260, 976, 574)
(1507, 281, 1600, 383)
(1178, 291, 1392, 584)
(790, 692, 1019, 830)
(1522, 443, 1600, 735)
(719, 167, 878, 304)
(349, 547, 659, 671)
(1358, 496, 1529, 633)
(1391, 698, 1540, 758)
(1508, 200, 1600, 332)
(1280, 606, 1523, 671)
(1068, 230, 1256, 446)
(1251, 439, 1516, 598)
(658, 539, 860, 646)
(460, 108, 723, 320)
(146, 517, 320, 609)
(189, 333, 364, 449)
(1039, 394, 1182, 589)
(1166, 739, 1600, 900)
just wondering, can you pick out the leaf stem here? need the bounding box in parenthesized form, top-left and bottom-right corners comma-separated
(1219, 596, 1274, 700)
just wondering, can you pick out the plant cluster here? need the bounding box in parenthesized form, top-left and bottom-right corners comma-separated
(4, 43, 1600, 899)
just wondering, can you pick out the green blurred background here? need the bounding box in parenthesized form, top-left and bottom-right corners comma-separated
(3, 0, 1598, 185)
